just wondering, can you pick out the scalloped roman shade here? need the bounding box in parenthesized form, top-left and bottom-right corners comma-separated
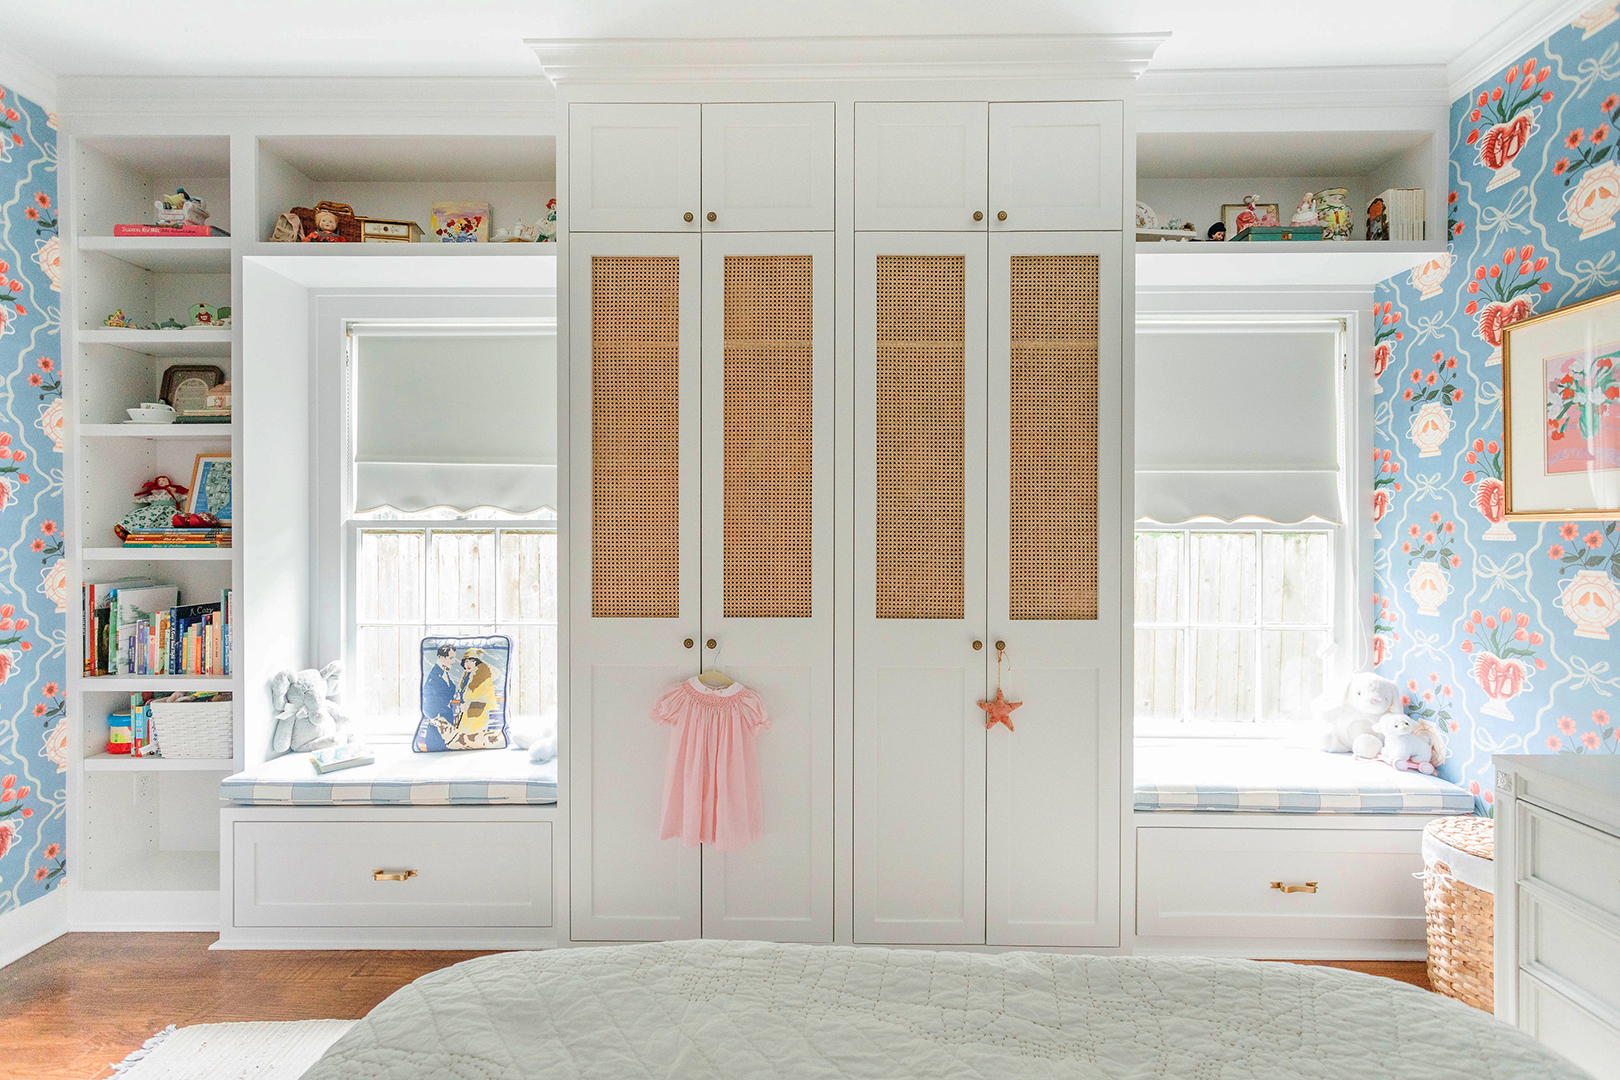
(1135, 324, 1343, 524)
(352, 330, 557, 514)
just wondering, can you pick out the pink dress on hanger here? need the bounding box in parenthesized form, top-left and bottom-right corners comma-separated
(650, 677, 769, 851)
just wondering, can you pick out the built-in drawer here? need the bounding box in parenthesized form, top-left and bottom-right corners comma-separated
(1520, 970, 1620, 1080)
(1519, 802, 1620, 922)
(233, 820, 552, 928)
(1521, 891, 1620, 1017)
(1136, 826, 1425, 940)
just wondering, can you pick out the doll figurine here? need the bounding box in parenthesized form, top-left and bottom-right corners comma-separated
(303, 208, 343, 242)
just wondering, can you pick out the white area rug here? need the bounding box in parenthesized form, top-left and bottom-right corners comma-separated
(109, 1020, 355, 1080)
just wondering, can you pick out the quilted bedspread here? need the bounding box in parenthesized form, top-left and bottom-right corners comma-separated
(301, 939, 1587, 1080)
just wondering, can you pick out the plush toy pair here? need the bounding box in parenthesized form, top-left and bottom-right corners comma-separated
(1312, 671, 1448, 773)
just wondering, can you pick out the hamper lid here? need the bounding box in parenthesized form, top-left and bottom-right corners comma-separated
(1426, 814, 1494, 861)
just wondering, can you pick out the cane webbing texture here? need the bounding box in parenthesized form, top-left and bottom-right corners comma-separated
(724, 254, 814, 618)
(1009, 254, 1099, 621)
(875, 255, 965, 620)
(591, 255, 681, 619)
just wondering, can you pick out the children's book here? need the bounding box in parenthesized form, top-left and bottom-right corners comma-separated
(83, 577, 154, 675)
(112, 585, 178, 676)
(310, 742, 375, 774)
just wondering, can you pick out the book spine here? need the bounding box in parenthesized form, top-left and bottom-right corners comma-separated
(136, 621, 147, 677)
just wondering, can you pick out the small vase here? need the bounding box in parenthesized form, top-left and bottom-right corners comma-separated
(1408, 254, 1453, 300)
(1474, 477, 1516, 541)
(1410, 403, 1452, 457)
(1407, 559, 1450, 616)
(1479, 110, 1537, 192)
(1477, 297, 1534, 367)
(1563, 162, 1620, 241)
(1472, 651, 1528, 720)
(1560, 568, 1620, 639)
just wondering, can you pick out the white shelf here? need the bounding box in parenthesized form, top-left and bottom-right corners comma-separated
(76, 849, 220, 894)
(1135, 240, 1445, 288)
(82, 546, 234, 561)
(76, 235, 232, 274)
(80, 422, 234, 438)
(74, 675, 235, 692)
(242, 241, 554, 257)
(78, 328, 232, 356)
(83, 753, 236, 772)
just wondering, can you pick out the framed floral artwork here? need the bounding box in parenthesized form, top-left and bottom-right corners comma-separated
(1503, 286, 1620, 518)
(186, 452, 232, 522)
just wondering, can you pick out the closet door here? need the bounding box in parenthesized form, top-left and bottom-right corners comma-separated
(699, 233, 834, 942)
(985, 232, 1123, 947)
(854, 233, 988, 945)
(854, 102, 988, 232)
(702, 103, 835, 232)
(988, 102, 1123, 232)
(570, 103, 702, 233)
(569, 233, 703, 941)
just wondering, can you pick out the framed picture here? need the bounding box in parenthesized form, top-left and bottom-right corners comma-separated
(159, 364, 226, 412)
(186, 452, 232, 522)
(430, 201, 490, 243)
(1503, 288, 1620, 519)
(1222, 202, 1280, 234)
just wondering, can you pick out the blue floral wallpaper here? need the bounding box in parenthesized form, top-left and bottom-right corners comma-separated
(1373, 2, 1620, 814)
(0, 81, 64, 912)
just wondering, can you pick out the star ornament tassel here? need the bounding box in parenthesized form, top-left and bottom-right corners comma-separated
(979, 687, 1022, 731)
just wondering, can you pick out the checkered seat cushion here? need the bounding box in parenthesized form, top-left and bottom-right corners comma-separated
(222, 744, 557, 805)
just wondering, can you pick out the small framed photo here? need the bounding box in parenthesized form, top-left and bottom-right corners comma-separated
(1222, 202, 1281, 233)
(159, 364, 226, 412)
(431, 201, 490, 243)
(187, 452, 232, 522)
(1503, 287, 1620, 519)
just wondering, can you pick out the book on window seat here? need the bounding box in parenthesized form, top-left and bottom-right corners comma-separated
(310, 742, 375, 773)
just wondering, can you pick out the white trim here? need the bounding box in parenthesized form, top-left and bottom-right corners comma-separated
(1138, 64, 1447, 117)
(0, 43, 59, 112)
(1447, 0, 1597, 102)
(0, 889, 67, 969)
(528, 35, 1168, 85)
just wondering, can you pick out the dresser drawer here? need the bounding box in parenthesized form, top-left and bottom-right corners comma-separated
(1137, 827, 1426, 939)
(233, 820, 552, 928)
(1520, 970, 1620, 1080)
(1521, 891, 1620, 1016)
(1519, 802, 1620, 921)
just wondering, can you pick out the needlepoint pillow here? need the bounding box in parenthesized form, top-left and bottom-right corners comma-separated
(414, 634, 511, 752)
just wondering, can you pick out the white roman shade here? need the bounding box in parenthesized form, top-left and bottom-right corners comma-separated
(351, 328, 557, 514)
(1135, 323, 1343, 524)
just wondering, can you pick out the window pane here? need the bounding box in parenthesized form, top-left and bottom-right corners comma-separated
(498, 531, 557, 622)
(1191, 532, 1257, 625)
(356, 624, 419, 718)
(506, 623, 559, 718)
(357, 531, 423, 623)
(426, 531, 497, 624)
(1133, 532, 1182, 623)
(1261, 629, 1329, 722)
(1261, 532, 1330, 625)
(1190, 628, 1254, 720)
(1134, 628, 1182, 718)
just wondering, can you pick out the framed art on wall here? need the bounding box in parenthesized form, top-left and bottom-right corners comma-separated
(1503, 287, 1620, 519)
(187, 452, 232, 522)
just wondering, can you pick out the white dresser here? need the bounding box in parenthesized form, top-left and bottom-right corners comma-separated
(1494, 754, 1620, 1079)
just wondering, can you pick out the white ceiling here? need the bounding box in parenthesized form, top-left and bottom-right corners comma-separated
(1137, 130, 1434, 180)
(0, 0, 1543, 81)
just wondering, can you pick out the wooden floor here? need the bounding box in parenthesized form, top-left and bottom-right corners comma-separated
(0, 933, 1431, 1080)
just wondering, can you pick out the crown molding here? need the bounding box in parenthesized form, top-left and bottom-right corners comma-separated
(0, 42, 59, 111)
(1138, 65, 1448, 119)
(1447, 0, 1596, 101)
(527, 35, 1169, 85)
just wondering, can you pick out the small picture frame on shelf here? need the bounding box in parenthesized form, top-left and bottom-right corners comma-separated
(160, 365, 226, 412)
(431, 201, 490, 243)
(187, 452, 232, 523)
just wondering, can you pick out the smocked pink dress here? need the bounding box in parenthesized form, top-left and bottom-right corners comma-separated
(651, 677, 769, 851)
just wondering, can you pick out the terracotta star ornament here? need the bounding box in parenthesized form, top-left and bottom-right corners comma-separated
(979, 688, 1022, 731)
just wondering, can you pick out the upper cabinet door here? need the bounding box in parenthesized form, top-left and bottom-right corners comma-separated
(702, 103, 834, 232)
(570, 103, 702, 233)
(988, 102, 1123, 231)
(854, 102, 988, 232)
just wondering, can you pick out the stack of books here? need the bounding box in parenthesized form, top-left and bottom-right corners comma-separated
(111, 222, 230, 237)
(82, 580, 232, 677)
(119, 527, 231, 548)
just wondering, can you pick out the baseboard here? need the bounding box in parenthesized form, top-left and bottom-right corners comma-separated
(0, 888, 68, 969)
(67, 887, 219, 931)
(213, 926, 560, 950)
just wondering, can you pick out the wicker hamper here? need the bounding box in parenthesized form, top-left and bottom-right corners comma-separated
(147, 698, 233, 760)
(1423, 815, 1495, 1011)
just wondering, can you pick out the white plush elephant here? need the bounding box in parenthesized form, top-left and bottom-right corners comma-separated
(269, 661, 350, 755)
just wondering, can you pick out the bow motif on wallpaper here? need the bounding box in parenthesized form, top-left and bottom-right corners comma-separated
(1478, 188, 1534, 237)
(1576, 43, 1620, 97)
(1408, 311, 1449, 346)
(1477, 381, 1503, 407)
(1410, 472, 1449, 500)
(1477, 553, 1531, 600)
(1568, 655, 1620, 696)
(1572, 251, 1619, 291)
(1408, 628, 1449, 661)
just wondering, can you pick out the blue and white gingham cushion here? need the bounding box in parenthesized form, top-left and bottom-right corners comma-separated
(222, 745, 557, 805)
(1134, 741, 1474, 815)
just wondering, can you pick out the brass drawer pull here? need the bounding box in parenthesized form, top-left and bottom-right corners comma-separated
(1270, 881, 1318, 894)
(373, 869, 418, 882)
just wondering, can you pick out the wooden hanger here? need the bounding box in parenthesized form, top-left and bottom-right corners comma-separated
(698, 639, 734, 688)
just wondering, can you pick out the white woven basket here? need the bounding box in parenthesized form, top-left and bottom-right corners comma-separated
(148, 699, 234, 759)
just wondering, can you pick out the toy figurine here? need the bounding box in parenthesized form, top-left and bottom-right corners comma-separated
(1206, 222, 1226, 242)
(104, 309, 135, 328)
(303, 207, 344, 242)
(153, 188, 209, 228)
(1291, 192, 1321, 227)
(114, 475, 189, 539)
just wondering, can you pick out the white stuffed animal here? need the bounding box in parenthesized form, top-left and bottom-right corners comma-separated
(1375, 710, 1448, 774)
(1312, 671, 1400, 758)
(269, 662, 351, 754)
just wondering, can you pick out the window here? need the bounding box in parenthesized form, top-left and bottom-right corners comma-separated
(1135, 526, 1333, 732)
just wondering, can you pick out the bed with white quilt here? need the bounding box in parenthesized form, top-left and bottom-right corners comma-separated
(301, 940, 1587, 1079)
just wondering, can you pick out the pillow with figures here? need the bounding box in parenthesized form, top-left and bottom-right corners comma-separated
(414, 635, 511, 752)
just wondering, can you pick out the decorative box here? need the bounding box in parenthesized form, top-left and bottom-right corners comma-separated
(1230, 225, 1324, 242)
(360, 218, 423, 243)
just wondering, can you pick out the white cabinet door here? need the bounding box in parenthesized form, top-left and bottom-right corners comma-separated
(569, 233, 703, 941)
(702, 103, 835, 232)
(699, 233, 835, 942)
(985, 232, 1123, 947)
(854, 233, 988, 944)
(988, 102, 1123, 232)
(570, 103, 702, 233)
(854, 102, 988, 232)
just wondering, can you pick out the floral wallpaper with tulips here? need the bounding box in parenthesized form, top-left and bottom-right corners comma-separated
(1373, 2, 1620, 814)
(0, 80, 65, 913)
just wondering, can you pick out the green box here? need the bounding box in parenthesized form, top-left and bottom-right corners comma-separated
(1230, 225, 1325, 242)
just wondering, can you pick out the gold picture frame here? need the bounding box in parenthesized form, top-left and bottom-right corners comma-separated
(1502, 286, 1620, 520)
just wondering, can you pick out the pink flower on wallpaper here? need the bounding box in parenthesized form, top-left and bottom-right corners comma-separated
(0, 822, 16, 860)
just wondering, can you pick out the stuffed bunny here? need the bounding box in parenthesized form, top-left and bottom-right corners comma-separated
(1312, 671, 1400, 758)
(269, 662, 350, 754)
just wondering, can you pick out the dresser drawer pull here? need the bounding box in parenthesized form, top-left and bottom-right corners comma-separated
(1270, 881, 1318, 894)
(372, 869, 418, 882)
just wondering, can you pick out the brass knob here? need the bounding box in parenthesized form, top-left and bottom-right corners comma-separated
(684, 212, 694, 223)
(995, 640, 1005, 651)
(973, 211, 984, 222)
(706, 211, 717, 222)
(972, 640, 983, 651)
(997, 210, 1008, 221)
(684, 638, 694, 649)
(372, 870, 417, 882)
(707, 638, 718, 649)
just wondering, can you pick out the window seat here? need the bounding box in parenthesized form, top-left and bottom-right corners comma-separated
(221, 744, 557, 806)
(1134, 740, 1473, 815)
